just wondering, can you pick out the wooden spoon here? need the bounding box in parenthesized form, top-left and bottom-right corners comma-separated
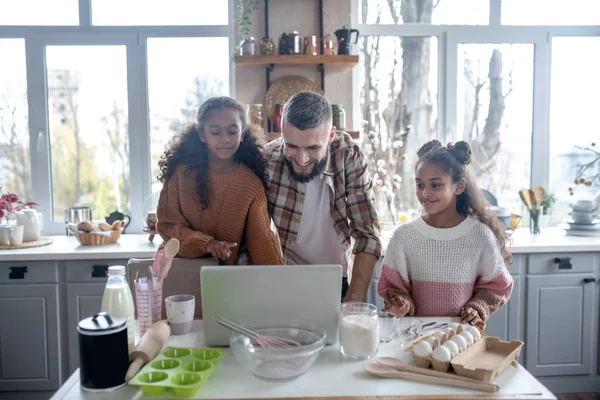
(376, 357, 499, 391)
(363, 363, 498, 393)
(518, 189, 533, 210)
(534, 187, 545, 210)
(159, 238, 180, 282)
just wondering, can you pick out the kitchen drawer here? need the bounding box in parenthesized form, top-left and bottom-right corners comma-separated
(0, 261, 58, 284)
(527, 252, 596, 274)
(65, 259, 129, 283)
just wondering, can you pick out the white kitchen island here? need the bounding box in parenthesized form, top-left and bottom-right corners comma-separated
(50, 319, 555, 400)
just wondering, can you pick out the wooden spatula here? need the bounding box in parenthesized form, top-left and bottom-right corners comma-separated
(125, 320, 171, 381)
(534, 187, 545, 210)
(518, 189, 533, 210)
(377, 357, 500, 391)
(363, 363, 499, 392)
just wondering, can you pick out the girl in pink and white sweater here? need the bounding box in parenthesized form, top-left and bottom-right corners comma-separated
(378, 140, 513, 327)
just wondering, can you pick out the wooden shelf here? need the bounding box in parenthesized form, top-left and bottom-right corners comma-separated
(267, 131, 359, 142)
(236, 55, 359, 68)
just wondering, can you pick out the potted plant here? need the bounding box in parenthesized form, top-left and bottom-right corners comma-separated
(236, 0, 261, 56)
(0, 191, 37, 225)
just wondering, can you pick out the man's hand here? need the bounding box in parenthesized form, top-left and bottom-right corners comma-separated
(207, 240, 237, 260)
(343, 252, 377, 303)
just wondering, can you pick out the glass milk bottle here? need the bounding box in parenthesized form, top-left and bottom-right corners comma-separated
(100, 265, 135, 352)
(339, 302, 379, 360)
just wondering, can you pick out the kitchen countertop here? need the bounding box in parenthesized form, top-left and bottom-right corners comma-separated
(1, 227, 598, 262)
(50, 318, 555, 400)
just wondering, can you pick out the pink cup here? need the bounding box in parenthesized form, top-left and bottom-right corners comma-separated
(165, 295, 195, 335)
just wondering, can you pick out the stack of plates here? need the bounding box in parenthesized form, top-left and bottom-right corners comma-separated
(563, 218, 600, 237)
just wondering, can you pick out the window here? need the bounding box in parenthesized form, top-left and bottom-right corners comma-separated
(502, 0, 600, 25)
(549, 37, 600, 223)
(359, 36, 438, 221)
(45, 45, 130, 221)
(0, 39, 31, 200)
(0, 0, 79, 25)
(147, 37, 230, 208)
(359, 0, 489, 25)
(92, 0, 229, 26)
(457, 44, 534, 214)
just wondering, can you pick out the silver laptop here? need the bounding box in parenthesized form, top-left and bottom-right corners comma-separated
(200, 264, 342, 346)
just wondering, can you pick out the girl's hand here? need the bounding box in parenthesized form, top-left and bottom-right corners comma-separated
(384, 295, 410, 318)
(460, 306, 481, 325)
(207, 240, 237, 260)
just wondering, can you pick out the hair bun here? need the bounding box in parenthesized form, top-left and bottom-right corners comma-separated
(417, 140, 443, 157)
(448, 141, 472, 165)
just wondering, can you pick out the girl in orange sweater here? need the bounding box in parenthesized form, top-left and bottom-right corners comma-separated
(156, 97, 284, 265)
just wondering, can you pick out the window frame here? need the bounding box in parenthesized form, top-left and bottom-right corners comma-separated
(354, 0, 600, 214)
(0, 0, 236, 235)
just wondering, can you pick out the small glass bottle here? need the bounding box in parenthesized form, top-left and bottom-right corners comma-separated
(272, 103, 285, 132)
(246, 104, 264, 129)
(331, 104, 346, 130)
(100, 266, 135, 352)
(339, 302, 379, 360)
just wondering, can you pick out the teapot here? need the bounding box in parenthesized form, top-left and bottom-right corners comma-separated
(15, 208, 42, 242)
(105, 210, 131, 233)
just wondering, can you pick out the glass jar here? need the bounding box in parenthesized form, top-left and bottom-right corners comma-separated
(339, 302, 379, 360)
(240, 36, 256, 56)
(331, 104, 346, 130)
(260, 37, 275, 55)
(272, 103, 285, 132)
(246, 104, 264, 128)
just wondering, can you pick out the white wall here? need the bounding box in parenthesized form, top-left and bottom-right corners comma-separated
(234, 0, 357, 131)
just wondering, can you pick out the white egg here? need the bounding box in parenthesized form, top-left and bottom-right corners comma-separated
(443, 327, 455, 339)
(448, 322, 460, 331)
(450, 334, 468, 351)
(465, 326, 481, 341)
(414, 341, 433, 357)
(433, 331, 446, 342)
(460, 323, 471, 332)
(442, 340, 460, 357)
(432, 345, 452, 362)
(459, 331, 474, 346)
(424, 336, 440, 348)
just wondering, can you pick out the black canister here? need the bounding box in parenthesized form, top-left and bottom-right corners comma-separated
(78, 312, 129, 391)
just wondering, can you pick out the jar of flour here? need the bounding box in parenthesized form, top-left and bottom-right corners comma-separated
(339, 302, 379, 360)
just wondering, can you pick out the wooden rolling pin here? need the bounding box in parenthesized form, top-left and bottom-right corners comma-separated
(125, 320, 171, 381)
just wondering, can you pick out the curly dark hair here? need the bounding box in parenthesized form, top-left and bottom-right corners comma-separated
(416, 140, 513, 266)
(157, 96, 269, 209)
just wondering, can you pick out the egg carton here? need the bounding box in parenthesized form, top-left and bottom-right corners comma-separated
(128, 347, 226, 397)
(403, 324, 523, 381)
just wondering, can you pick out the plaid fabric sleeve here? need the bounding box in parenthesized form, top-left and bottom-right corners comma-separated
(344, 144, 382, 258)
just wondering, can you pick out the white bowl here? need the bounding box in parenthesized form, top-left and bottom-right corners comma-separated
(570, 200, 598, 213)
(570, 210, 597, 225)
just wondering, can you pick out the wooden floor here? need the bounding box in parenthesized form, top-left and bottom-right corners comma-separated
(556, 394, 600, 400)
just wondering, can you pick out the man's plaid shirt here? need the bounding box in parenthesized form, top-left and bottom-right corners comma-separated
(264, 131, 382, 264)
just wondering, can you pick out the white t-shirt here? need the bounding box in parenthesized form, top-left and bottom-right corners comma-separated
(290, 177, 348, 276)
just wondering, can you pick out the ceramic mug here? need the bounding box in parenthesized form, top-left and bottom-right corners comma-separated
(8, 225, 24, 246)
(165, 295, 195, 335)
(0, 225, 11, 246)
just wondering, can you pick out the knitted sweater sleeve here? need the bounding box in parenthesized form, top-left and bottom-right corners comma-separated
(156, 172, 214, 258)
(465, 229, 514, 322)
(377, 230, 416, 316)
(245, 193, 286, 266)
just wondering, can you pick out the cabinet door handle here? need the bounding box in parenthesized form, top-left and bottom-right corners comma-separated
(91, 265, 109, 278)
(553, 257, 572, 270)
(583, 278, 596, 283)
(9, 266, 28, 279)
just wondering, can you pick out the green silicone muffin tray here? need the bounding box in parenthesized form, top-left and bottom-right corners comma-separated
(128, 347, 226, 398)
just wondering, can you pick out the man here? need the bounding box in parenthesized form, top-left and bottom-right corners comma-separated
(264, 91, 381, 302)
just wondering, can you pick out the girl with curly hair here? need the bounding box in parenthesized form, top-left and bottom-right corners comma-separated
(378, 140, 513, 328)
(156, 96, 284, 265)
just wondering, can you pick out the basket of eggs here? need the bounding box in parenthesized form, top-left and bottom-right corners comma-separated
(67, 220, 125, 246)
